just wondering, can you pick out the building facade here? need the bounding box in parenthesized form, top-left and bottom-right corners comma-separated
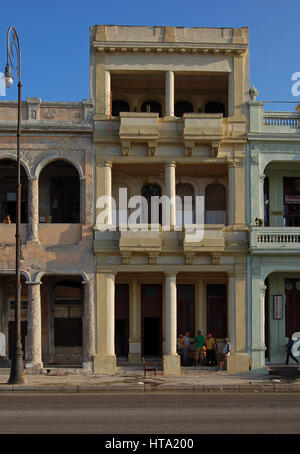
(248, 96, 300, 370)
(91, 25, 250, 375)
(0, 98, 95, 372)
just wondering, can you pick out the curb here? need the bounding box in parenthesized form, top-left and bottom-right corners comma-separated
(0, 383, 299, 393)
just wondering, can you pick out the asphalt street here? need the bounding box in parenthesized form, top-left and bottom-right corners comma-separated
(0, 392, 299, 434)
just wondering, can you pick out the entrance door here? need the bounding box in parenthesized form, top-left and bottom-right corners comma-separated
(285, 279, 300, 336)
(115, 284, 129, 358)
(206, 284, 227, 338)
(141, 284, 162, 356)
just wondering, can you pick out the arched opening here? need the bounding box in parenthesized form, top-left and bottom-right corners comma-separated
(53, 279, 83, 365)
(0, 159, 28, 223)
(205, 183, 227, 224)
(174, 101, 194, 117)
(39, 160, 80, 223)
(141, 100, 162, 117)
(112, 99, 130, 116)
(141, 184, 162, 224)
(176, 183, 195, 226)
(204, 101, 225, 116)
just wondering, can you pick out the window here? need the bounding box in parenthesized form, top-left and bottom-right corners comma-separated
(112, 100, 130, 116)
(205, 101, 225, 116)
(205, 183, 227, 224)
(141, 184, 162, 224)
(174, 101, 193, 117)
(141, 100, 162, 117)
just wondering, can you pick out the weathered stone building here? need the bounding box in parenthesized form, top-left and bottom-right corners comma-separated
(0, 98, 95, 372)
(91, 25, 250, 374)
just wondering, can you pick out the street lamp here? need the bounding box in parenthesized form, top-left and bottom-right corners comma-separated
(4, 26, 26, 384)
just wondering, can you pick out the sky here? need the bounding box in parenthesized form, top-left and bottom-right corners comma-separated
(0, 0, 300, 111)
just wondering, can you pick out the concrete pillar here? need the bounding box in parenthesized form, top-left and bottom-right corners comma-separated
(196, 279, 205, 334)
(93, 271, 116, 374)
(165, 161, 176, 227)
(82, 279, 95, 373)
(163, 273, 180, 375)
(128, 278, 141, 364)
(251, 269, 267, 372)
(165, 71, 174, 117)
(226, 271, 250, 374)
(25, 282, 43, 371)
(104, 70, 111, 116)
(27, 177, 39, 243)
(228, 161, 235, 225)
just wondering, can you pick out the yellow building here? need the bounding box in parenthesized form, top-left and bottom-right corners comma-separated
(91, 25, 250, 375)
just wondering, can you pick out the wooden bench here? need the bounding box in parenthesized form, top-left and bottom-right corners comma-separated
(142, 357, 157, 378)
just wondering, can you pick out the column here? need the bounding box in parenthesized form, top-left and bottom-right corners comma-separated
(251, 266, 267, 372)
(27, 177, 39, 242)
(228, 158, 246, 227)
(128, 278, 141, 364)
(227, 271, 250, 374)
(196, 279, 205, 333)
(96, 162, 113, 228)
(82, 279, 95, 373)
(165, 161, 176, 228)
(93, 271, 116, 374)
(165, 70, 174, 117)
(25, 282, 43, 371)
(163, 273, 180, 375)
(104, 70, 111, 116)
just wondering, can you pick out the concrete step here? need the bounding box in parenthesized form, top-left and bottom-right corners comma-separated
(268, 365, 300, 378)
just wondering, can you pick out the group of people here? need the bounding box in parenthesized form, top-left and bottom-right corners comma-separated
(179, 330, 231, 370)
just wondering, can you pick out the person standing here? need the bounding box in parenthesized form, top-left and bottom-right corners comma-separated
(194, 330, 205, 367)
(219, 338, 231, 370)
(285, 336, 299, 365)
(205, 333, 217, 367)
(181, 332, 191, 366)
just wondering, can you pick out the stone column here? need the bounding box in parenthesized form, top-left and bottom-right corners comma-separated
(25, 281, 43, 371)
(93, 271, 116, 374)
(196, 279, 205, 333)
(128, 278, 141, 364)
(227, 271, 251, 374)
(165, 71, 174, 117)
(27, 177, 39, 243)
(165, 161, 176, 227)
(96, 162, 113, 228)
(251, 265, 267, 372)
(104, 70, 111, 116)
(163, 273, 180, 375)
(228, 161, 236, 226)
(82, 279, 95, 373)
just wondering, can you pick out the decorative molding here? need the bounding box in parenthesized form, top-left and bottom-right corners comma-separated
(148, 252, 159, 264)
(184, 141, 194, 157)
(185, 252, 195, 265)
(121, 252, 132, 265)
(211, 141, 221, 157)
(147, 140, 158, 157)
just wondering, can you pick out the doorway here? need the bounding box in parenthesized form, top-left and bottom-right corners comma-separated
(115, 284, 129, 358)
(141, 284, 162, 356)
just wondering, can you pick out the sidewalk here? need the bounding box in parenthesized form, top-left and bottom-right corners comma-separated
(0, 367, 300, 393)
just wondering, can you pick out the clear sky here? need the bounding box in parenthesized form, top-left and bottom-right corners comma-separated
(1, 0, 300, 111)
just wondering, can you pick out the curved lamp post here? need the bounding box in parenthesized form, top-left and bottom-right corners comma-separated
(4, 26, 26, 384)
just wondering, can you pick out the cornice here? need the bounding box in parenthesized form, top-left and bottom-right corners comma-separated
(93, 42, 247, 56)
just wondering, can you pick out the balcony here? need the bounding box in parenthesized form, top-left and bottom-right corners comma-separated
(183, 113, 223, 156)
(119, 112, 159, 156)
(262, 112, 300, 134)
(250, 227, 300, 254)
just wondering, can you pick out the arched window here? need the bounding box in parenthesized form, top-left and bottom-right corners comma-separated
(112, 100, 130, 116)
(174, 101, 194, 117)
(0, 159, 28, 223)
(205, 183, 227, 224)
(39, 160, 80, 223)
(176, 183, 195, 226)
(141, 184, 162, 224)
(141, 100, 162, 117)
(204, 101, 225, 116)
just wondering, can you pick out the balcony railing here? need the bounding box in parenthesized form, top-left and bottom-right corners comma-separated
(262, 112, 300, 133)
(250, 227, 300, 252)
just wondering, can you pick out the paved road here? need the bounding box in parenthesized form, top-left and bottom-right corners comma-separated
(0, 393, 299, 434)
